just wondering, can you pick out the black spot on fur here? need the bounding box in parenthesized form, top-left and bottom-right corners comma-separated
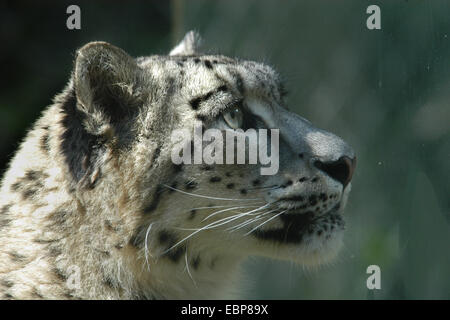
(152, 146, 161, 163)
(0, 279, 14, 288)
(312, 177, 319, 183)
(158, 230, 175, 245)
(299, 177, 308, 182)
(22, 187, 38, 200)
(196, 113, 207, 122)
(0, 204, 11, 215)
(209, 176, 222, 183)
(319, 193, 327, 201)
(158, 230, 185, 263)
(225, 172, 232, 177)
(240, 189, 247, 195)
(47, 244, 63, 257)
(189, 209, 196, 220)
(104, 220, 118, 232)
(103, 275, 117, 288)
(192, 255, 201, 270)
(144, 185, 163, 213)
(252, 179, 261, 186)
(173, 163, 184, 174)
(53, 267, 68, 281)
(190, 96, 203, 110)
(185, 180, 197, 190)
(8, 251, 26, 263)
(204, 60, 213, 69)
(166, 246, 185, 263)
(41, 133, 50, 153)
(234, 74, 244, 94)
(194, 58, 201, 64)
(279, 82, 289, 99)
(226, 183, 235, 189)
(50, 210, 69, 227)
(282, 180, 293, 188)
(189, 86, 226, 110)
(0, 215, 11, 229)
(309, 195, 317, 206)
(217, 85, 228, 92)
(10, 181, 21, 192)
(25, 170, 40, 181)
(31, 287, 44, 299)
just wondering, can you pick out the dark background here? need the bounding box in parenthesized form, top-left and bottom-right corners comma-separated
(0, 0, 449, 299)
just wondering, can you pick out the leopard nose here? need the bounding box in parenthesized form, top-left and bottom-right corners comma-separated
(314, 156, 356, 187)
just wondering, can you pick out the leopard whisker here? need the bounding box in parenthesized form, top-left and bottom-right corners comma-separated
(227, 208, 280, 232)
(184, 248, 197, 287)
(162, 184, 262, 201)
(144, 223, 154, 272)
(166, 204, 275, 253)
(166, 213, 249, 252)
(202, 204, 268, 222)
(244, 210, 287, 236)
(227, 215, 265, 232)
(175, 211, 253, 232)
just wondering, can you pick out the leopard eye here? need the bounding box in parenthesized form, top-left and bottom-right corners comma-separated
(223, 105, 244, 129)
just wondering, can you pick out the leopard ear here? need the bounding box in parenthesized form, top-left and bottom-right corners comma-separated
(73, 41, 141, 134)
(169, 31, 203, 56)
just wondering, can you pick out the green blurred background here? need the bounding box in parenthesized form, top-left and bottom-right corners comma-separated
(0, 0, 449, 299)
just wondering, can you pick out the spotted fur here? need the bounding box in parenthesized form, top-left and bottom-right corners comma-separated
(0, 31, 355, 299)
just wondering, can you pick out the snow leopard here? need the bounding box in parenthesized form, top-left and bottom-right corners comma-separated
(0, 31, 356, 299)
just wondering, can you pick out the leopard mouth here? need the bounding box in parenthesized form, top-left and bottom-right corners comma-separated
(252, 203, 344, 244)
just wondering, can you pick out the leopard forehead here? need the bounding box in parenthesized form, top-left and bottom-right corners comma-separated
(136, 54, 285, 108)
